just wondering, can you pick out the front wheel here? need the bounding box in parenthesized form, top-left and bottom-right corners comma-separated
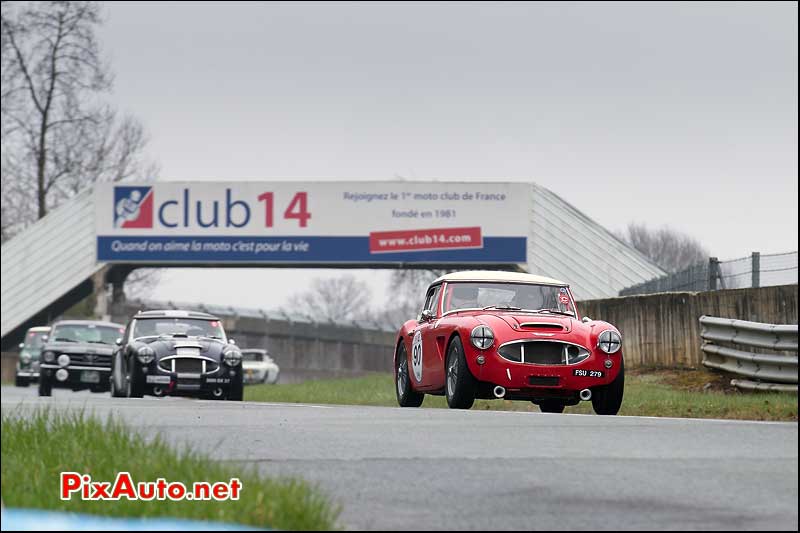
(228, 374, 244, 401)
(395, 342, 424, 407)
(592, 360, 624, 415)
(38, 377, 52, 397)
(110, 354, 126, 397)
(125, 359, 144, 398)
(445, 336, 476, 409)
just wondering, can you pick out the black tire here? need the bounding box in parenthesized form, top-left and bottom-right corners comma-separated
(110, 361, 125, 397)
(592, 359, 625, 415)
(15, 375, 29, 387)
(38, 377, 52, 397)
(395, 342, 424, 407)
(125, 358, 144, 398)
(228, 373, 244, 401)
(538, 400, 566, 414)
(445, 336, 476, 409)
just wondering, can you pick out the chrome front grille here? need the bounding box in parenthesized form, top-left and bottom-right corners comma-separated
(67, 353, 111, 367)
(498, 341, 590, 365)
(175, 358, 203, 374)
(158, 356, 219, 376)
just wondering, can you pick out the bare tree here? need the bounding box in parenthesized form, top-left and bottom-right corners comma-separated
(285, 275, 373, 323)
(1, 1, 155, 225)
(371, 269, 447, 329)
(617, 222, 709, 273)
(123, 268, 161, 300)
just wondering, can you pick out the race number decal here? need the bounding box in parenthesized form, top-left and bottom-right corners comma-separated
(411, 330, 423, 382)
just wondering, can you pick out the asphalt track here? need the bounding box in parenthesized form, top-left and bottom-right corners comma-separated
(2, 386, 798, 530)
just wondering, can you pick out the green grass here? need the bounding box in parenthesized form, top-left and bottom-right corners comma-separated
(245, 370, 798, 421)
(1, 410, 339, 530)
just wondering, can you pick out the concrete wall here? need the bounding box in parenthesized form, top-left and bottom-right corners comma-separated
(578, 284, 798, 368)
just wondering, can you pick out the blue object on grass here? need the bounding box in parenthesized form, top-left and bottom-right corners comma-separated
(0, 508, 264, 531)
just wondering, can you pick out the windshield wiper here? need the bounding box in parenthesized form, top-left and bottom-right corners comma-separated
(88, 340, 109, 344)
(54, 337, 77, 342)
(482, 305, 522, 311)
(527, 308, 575, 317)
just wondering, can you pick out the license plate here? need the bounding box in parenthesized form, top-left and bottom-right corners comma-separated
(573, 369, 604, 378)
(80, 371, 100, 383)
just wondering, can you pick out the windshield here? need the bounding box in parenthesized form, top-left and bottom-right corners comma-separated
(442, 282, 573, 315)
(50, 324, 123, 344)
(242, 352, 264, 362)
(132, 318, 226, 340)
(24, 330, 48, 351)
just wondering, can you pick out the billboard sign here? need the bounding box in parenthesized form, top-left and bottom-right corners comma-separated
(95, 181, 528, 264)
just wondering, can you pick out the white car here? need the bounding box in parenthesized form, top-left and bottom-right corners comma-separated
(241, 349, 280, 385)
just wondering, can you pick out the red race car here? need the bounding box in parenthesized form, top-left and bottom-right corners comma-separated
(394, 271, 624, 415)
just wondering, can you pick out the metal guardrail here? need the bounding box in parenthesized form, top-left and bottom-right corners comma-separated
(700, 316, 798, 393)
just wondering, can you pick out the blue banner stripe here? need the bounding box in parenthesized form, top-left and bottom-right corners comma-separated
(97, 236, 527, 263)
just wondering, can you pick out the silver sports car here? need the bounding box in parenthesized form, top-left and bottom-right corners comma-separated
(241, 349, 280, 385)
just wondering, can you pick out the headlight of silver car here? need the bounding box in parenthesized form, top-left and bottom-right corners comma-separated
(136, 345, 155, 364)
(223, 348, 242, 366)
(597, 330, 622, 354)
(470, 325, 494, 350)
(42, 351, 56, 363)
(20, 352, 31, 364)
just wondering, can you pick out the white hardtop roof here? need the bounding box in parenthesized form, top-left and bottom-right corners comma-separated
(27, 326, 51, 332)
(432, 270, 567, 286)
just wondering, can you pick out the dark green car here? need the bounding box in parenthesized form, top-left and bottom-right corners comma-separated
(15, 326, 50, 387)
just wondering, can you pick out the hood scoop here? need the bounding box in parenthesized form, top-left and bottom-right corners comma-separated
(519, 322, 565, 331)
(172, 342, 204, 349)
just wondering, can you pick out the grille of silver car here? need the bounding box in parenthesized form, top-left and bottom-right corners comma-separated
(66, 353, 111, 367)
(158, 357, 219, 375)
(498, 341, 587, 365)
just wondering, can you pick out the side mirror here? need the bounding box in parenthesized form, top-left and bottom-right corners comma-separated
(229, 338, 236, 345)
(115, 337, 123, 346)
(419, 309, 434, 322)
(41, 335, 48, 342)
(582, 316, 592, 323)
(18, 343, 24, 349)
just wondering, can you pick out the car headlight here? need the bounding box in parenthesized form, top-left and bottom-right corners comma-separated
(223, 348, 242, 366)
(136, 345, 155, 364)
(43, 351, 55, 363)
(20, 352, 31, 364)
(597, 330, 622, 354)
(57, 354, 70, 367)
(470, 325, 494, 350)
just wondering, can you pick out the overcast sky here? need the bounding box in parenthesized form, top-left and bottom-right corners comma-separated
(99, 1, 798, 309)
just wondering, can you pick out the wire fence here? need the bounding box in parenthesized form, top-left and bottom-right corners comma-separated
(620, 251, 798, 296)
